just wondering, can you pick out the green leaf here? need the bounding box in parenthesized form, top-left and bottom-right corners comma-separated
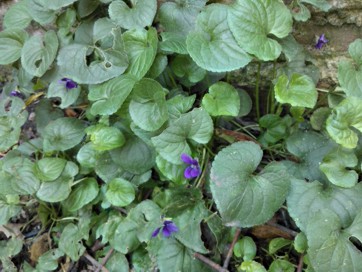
(306, 209, 362, 272)
(3, 1, 32, 29)
(58, 29, 128, 84)
(326, 97, 362, 149)
(259, 114, 292, 146)
(210, 142, 290, 227)
(63, 178, 99, 212)
(35, 99, 64, 135)
(269, 260, 295, 272)
(152, 108, 213, 164)
(285, 130, 335, 182)
(36, 249, 64, 271)
(158, 0, 207, 35)
(123, 27, 158, 80)
(129, 78, 168, 131)
(239, 260, 267, 272)
(287, 179, 362, 232)
(160, 32, 188, 55)
(87, 125, 125, 151)
(291, 3, 311, 22)
(89, 74, 137, 116)
(310, 107, 331, 131)
(0, 28, 28, 65)
(0, 237, 23, 258)
(156, 156, 187, 185)
(174, 202, 209, 253)
(301, 0, 331, 12)
(238, 89, 252, 117)
(109, 0, 157, 29)
(148, 238, 209, 272)
(110, 137, 155, 175)
(202, 81, 240, 117)
(104, 251, 129, 272)
(167, 94, 196, 121)
(43, 117, 85, 152)
(2, 156, 40, 195)
(77, 142, 99, 169)
(171, 55, 206, 84)
(35, 0, 76, 10)
(233, 236, 257, 261)
(112, 200, 161, 253)
(274, 73, 317, 108)
(146, 54, 168, 79)
(21, 30, 58, 77)
(36, 161, 78, 202)
(105, 178, 135, 207)
(268, 238, 292, 255)
(47, 80, 81, 109)
(27, 0, 57, 25)
(187, 4, 251, 72)
(320, 148, 358, 188)
(294, 232, 308, 253)
(0, 196, 22, 225)
(58, 223, 86, 261)
(228, 0, 292, 61)
(131, 248, 154, 272)
(34, 158, 67, 182)
(338, 39, 362, 98)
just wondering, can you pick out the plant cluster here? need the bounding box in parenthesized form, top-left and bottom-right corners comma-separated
(1, 0, 361, 271)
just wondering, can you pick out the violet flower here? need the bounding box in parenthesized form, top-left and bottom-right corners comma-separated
(59, 78, 78, 90)
(10, 90, 22, 97)
(152, 220, 179, 238)
(181, 153, 201, 179)
(315, 34, 328, 49)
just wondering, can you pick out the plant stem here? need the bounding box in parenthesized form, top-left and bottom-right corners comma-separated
(95, 248, 114, 272)
(223, 228, 241, 269)
(193, 252, 229, 272)
(84, 252, 110, 272)
(297, 253, 304, 272)
(255, 61, 261, 121)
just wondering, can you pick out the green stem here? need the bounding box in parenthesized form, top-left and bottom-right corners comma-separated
(71, 177, 88, 187)
(255, 61, 261, 121)
(270, 60, 277, 114)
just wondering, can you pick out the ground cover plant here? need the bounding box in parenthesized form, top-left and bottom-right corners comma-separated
(1, 0, 362, 271)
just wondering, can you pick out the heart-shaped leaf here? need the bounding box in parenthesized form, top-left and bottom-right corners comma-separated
(320, 148, 358, 188)
(58, 223, 86, 261)
(171, 55, 206, 83)
(338, 39, 362, 97)
(47, 80, 81, 109)
(21, 30, 58, 77)
(129, 78, 168, 131)
(87, 125, 126, 151)
(210, 142, 290, 227)
(187, 4, 251, 72)
(88, 74, 137, 116)
(43, 117, 86, 152)
(36, 0, 77, 10)
(158, 0, 207, 35)
(3, 1, 32, 29)
(27, 0, 57, 25)
(152, 108, 213, 164)
(166, 94, 196, 121)
(0, 196, 21, 225)
(160, 32, 188, 55)
(326, 97, 362, 148)
(0, 28, 28, 65)
(58, 29, 128, 84)
(109, 0, 157, 29)
(105, 178, 135, 207)
(306, 209, 362, 272)
(123, 28, 158, 80)
(274, 73, 317, 108)
(287, 179, 362, 232)
(202, 81, 240, 117)
(34, 158, 67, 182)
(228, 0, 292, 61)
(63, 178, 99, 212)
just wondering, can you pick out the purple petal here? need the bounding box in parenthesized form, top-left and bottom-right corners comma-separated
(65, 80, 78, 89)
(151, 227, 161, 238)
(184, 166, 194, 179)
(184, 165, 201, 179)
(162, 221, 178, 237)
(181, 153, 195, 164)
(315, 34, 328, 49)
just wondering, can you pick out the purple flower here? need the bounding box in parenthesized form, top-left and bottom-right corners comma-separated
(152, 220, 179, 238)
(181, 153, 201, 179)
(59, 78, 78, 90)
(315, 34, 328, 49)
(10, 90, 21, 97)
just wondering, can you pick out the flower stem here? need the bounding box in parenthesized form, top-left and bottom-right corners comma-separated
(255, 61, 261, 121)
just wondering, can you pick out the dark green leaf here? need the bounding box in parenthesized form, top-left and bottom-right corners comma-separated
(0, 28, 28, 65)
(58, 223, 86, 261)
(105, 178, 135, 207)
(34, 158, 67, 182)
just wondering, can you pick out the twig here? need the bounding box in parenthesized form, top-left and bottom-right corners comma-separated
(95, 248, 114, 272)
(91, 240, 105, 252)
(83, 252, 109, 272)
(223, 228, 241, 269)
(266, 222, 298, 238)
(194, 253, 229, 272)
(297, 253, 304, 272)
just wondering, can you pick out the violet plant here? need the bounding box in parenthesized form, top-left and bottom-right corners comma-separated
(0, 0, 361, 272)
